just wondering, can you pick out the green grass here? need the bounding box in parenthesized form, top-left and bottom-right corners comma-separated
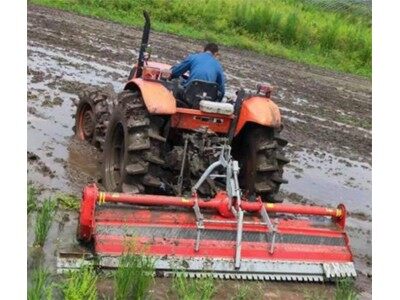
(335, 278, 358, 300)
(114, 253, 155, 300)
(34, 198, 57, 246)
(230, 283, 257, 300)
(27, 267, 53, 300)
(172, 272, 216, 300)
(56, 193, 80, 210)
(231, 282, 265, 300)
(28, 184, 38, 214)
(29, 0, 371, 77)
(304, 288, 329, 300)
(61, 265, 98, 300)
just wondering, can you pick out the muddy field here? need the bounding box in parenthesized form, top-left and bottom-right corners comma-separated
(27, 5, 372, 299)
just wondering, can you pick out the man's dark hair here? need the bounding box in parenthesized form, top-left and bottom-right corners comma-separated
(204, 43, 219, 55)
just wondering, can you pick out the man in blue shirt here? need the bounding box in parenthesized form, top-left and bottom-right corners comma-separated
(170, 43, 225, 100)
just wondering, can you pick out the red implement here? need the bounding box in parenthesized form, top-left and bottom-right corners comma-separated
(62, 184, 357, 281)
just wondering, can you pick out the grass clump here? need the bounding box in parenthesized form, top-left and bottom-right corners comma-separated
(27, 267, 53, 300)
(114, 253, 155, 300)
(28, 184, 38, 214)
(231, 282, 263, 300)
(34, 197, 57, 246)
(172, 272, 215, 300)
(304, 288, 329, 300)
(61, 265, 98, 300)
(56, 193, 80, 210)
(335, 278, 358, 300)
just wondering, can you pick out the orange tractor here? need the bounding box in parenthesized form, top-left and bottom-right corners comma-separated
(69, 12, 356, 281)
(75, 12, 289, 204)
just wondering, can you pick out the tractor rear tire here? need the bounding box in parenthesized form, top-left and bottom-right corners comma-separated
(74, 88, 112, 150)
(240, 126, 289, 203)
(102, 90, 166, 194)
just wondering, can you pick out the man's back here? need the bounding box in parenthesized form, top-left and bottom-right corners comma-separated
(171, 51, 225, 98)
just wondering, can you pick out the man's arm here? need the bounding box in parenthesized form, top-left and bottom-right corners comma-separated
(170, 54, 193, 79)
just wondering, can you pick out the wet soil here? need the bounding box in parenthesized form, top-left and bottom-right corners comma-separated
(27, 4, 371, 298)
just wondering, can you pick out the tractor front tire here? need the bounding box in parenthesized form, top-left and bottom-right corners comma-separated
(74, 88, 112, 150)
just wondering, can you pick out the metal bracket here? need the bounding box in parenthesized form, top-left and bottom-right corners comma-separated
(177, 136, 189, 196)
(190, 141, 277, 266)
(260, 205, 278, 254)
(193, 195, 204, 252)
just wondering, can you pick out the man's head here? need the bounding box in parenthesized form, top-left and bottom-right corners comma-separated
(204, 43, 219, 57)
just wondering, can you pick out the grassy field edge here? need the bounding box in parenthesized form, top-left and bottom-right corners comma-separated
(29, 0, 371, 78)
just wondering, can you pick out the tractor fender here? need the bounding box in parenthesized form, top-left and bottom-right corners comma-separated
(235, 96, 281, 135)
(124, 78, 176, 114)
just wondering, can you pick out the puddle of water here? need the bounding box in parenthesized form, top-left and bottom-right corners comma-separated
(27, 40, 126, 193)
(283, 149, 371, 213)
(293, 96, 309, 106)
(283, 115, 307, 124)
(282, 148, 371, 275)
(28, 43, 126, 90)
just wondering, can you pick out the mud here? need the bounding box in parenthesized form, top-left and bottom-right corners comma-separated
(27, 4, 371, 298)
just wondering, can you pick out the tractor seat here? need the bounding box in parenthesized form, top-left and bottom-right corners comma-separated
(199, 100, 234, 115)
(183, 80, 221, 108)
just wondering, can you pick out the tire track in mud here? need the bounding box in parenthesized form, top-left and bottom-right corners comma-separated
(27, 5, 371, 295)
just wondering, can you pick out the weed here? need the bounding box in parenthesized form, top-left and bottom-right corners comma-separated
(28, 184, 38, 214)
(27, 267, 53, 300)
(114, 253, 155, 300)
(232, 284, 251, 300)
(304, 288, 329, 300)
(282, 12, 299, 45)
(56, 193, 80, 210)
(61, 265, 98, 300)
(231, 282, 263, 300)
(320, 20, 339, 51)
(172, 272, 215, 300)
(34, 197, 57, 246)
(335, 278, 358, 300)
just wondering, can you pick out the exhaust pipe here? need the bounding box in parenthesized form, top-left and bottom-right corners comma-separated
(136, 10, 151, 78)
